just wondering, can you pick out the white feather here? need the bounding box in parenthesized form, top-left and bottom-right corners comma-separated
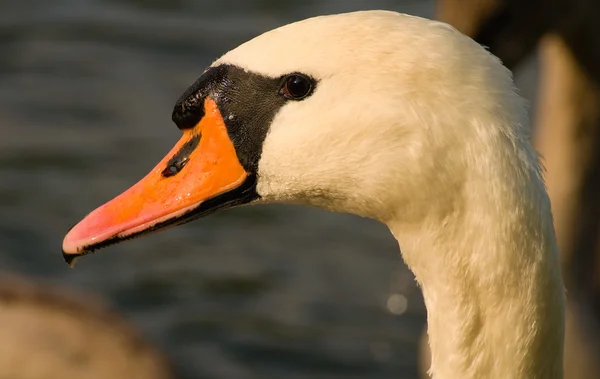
(216, 11, 565, 379)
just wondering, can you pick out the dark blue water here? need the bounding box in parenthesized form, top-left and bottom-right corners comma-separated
(0, 1, 539, 378)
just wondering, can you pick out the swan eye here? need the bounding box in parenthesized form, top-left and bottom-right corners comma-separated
(280, 74, 313, 100)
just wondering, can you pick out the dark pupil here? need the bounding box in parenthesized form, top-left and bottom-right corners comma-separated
(286, 76, 310, 98)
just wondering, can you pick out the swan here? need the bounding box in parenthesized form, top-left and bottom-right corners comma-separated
(61, 10, 565, 379)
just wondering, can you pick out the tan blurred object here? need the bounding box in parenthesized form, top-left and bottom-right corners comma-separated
(536, 32, 600, 379)
(0, 275, 176, 379)
(418, 1, 600, 378)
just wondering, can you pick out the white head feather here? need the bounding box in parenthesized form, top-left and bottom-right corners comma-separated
(216, 11, 530, 222)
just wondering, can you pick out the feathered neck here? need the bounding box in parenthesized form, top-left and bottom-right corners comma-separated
(387, 136, 565, 379)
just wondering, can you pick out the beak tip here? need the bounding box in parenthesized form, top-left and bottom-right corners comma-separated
(62, 225, 86, 268)
(62, 238, 83, 268)
(62, 250, 81, 268)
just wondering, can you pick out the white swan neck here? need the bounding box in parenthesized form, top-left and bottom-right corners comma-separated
(387, 174, 565, 379)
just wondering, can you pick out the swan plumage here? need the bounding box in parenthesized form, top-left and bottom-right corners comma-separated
(62, 10, 565, 379)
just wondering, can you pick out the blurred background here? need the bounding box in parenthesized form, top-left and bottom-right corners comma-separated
(0, 0, 598, 378)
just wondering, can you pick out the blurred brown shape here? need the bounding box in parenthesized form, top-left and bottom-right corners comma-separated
(419, 1, 600, 378)
(0, 274, 176, 379)
(535, 31, 600, 379)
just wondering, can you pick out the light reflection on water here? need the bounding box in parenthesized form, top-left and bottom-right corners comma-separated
(0, 0, 538, 378)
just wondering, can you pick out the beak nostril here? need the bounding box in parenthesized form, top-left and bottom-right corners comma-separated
(162, 157, 189, 177)
(161, 133, 201, 178)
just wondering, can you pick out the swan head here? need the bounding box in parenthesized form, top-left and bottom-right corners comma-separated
(62, 10, 527, 263)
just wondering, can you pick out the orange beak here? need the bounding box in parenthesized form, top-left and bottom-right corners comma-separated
(62, 98, 255, 266)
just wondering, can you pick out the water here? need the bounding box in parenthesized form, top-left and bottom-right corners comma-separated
(0, 1, 538, 378)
